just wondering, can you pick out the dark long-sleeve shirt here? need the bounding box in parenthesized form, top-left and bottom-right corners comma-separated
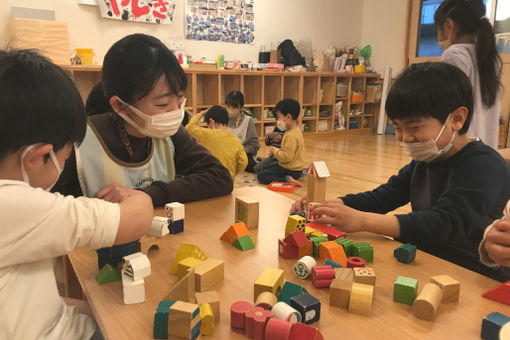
(53, 112, 233, 207)
(341, 140, 510, 281)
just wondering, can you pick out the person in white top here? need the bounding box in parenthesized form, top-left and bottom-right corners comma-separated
(435, 0, 502, 150)
(0, 50, 153, 339)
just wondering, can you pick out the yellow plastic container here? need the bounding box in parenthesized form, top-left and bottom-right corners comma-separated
(354, 65, 366, 73)
(75, 48, 94, 65)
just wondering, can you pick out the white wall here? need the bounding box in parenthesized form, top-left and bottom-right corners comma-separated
(0, 0, 364, 64)
(360, 0, 409, 74)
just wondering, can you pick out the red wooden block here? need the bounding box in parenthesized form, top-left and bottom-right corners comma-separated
(265, 318, 293, 340)
(347, 256, 366, 268)
(306, 222, 346, 240)
(311, 266, 335, 288)
(231, 301, 253, 333)
(245, 307, 272, 340)
(284, 230, 310, 248)
(483, 280, 510, 305)
(290, 322, 324, 340)
(279, 239, 299, 259)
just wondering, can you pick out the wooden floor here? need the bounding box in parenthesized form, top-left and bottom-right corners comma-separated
(256, 131, 412, 214)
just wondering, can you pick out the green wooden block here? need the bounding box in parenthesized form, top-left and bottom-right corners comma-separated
(335, 238, 354, 257)
(95, 264, 121, 284)
(353, 243, 373, 262)
(154, 300, 176, 339)
(278, 281, 307, 304)
(311, 236, 328, 257)
(393, 276, 418, 305)
(233, 235, 255, 251)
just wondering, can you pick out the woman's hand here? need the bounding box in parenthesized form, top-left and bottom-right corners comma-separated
(96, 184, 140, 203)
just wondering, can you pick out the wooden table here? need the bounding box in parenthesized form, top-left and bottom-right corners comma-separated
(69, 187, 510, 339)
(498, 148, 510, 166)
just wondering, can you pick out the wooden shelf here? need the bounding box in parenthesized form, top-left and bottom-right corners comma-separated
(245, 104, 262, 107)
(302, 117, 316, 120)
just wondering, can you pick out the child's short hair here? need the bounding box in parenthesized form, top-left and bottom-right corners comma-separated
(205, 105, 228, 126)
(275, 98, 301, 121)
(225, 90, 244, 108)
(0, 50, 86, 161)
(386, 62, 473, 134)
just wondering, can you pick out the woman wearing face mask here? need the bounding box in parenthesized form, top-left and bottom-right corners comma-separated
(225, 91, 260, 173)
(434, 0, 501, 150)
(52, 34, 233, 268)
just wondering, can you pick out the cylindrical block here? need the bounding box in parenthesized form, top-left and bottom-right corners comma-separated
(293, 256, 317, 279)
(231, 301, 253, 333)
(265, 317, 293, 340)
(413, 283, 442, 320)
(245, 307, 265, 338)
(254, 310, 272, 340)
(255, 291, 278, 310)
(271, 302, 301, 323)
(347, 256, 366, 268)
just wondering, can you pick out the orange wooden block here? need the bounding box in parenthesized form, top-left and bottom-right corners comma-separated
(298, 240, 313, 257)
(220, 222, 249, 244)
(319, 241, 347, 267)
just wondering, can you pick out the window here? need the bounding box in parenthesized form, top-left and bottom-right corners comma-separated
(494, 0, 510, 53)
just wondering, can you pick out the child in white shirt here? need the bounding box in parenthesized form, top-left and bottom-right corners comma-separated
(0, 50, 153, 339)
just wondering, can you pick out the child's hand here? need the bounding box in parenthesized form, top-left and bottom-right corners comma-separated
(196, 107, 209, 118)
(96, 184, 140, 203)
(311, 202, 362, 233)
(485, 220, 510, 267)
(291, 196, 307, 213)
(272, 134, 283, 143)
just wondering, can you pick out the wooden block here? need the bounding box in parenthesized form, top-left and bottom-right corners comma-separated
(254, 268, 285, 300)
(307, 176, 327, 203)
(194, 257, 224, 292)
(279, 239, 299, 259)
(311, 266, 335, 288)
(293, 256, 317, 279)
(278, 281, 306, 304)
(271, 302, 302, 323)
(195, 290, 220, 321)
(394, 275, 418, 305)
(307, 222, 346, 241)
(233, 234, 255, 251)
(149, 216, 170, 237)
(335, 237, 354, 257)
(135, 235, 164, 255)
(230, 301, 253, 333)
(122, 252, 151, 281)
(481, 312, 510, 340)
(199, 303, 215, 335)
(235, 196, 259, 229)
(169, 300, 200, 321)
(122, 275, 145, 304)
(163, 268, 196, 303)
(311, 236, 328, 257)
(430, 274, 460, 303)
(394, 243, 416, 264)
(165, 202, 185, 221)
(169, 219, 184, 234)
(245, 306, 271, 339)
(168, 304, 201, 339)
(353, 267, 376, 286)
(501, 322, 510, 340)
(482, 280, 510, 306)
(289, 322, 324, 340)
(318, 241, 347, 267)
(329, 279, 352, 309)
(284, 230, 310, 248)
(265, 318, 293, 340)
(255, 291, 278, 310)
(176, 257, 203, 279)
(170, 243, 207, 275)
(348, 282, 374, 316)
(412, 283, 443, 320)
(95, 264, 121, 284)
(306, 202, 319, 222)
(154, 300, 176, 339)
(220, 222, 249, 244)
(290, 292, 321, 324)
(353, 243, 374, 263)
(285, 215, 306, 236)
(324, 258, 342, 269)
(347, 256, 366, 268)
(334, 267, 353, 281)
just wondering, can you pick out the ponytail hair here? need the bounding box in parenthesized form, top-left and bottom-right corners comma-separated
(434, 0, 501, 107)
(85, 81, 112, 116)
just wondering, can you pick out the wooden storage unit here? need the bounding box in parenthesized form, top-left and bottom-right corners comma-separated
(60, 65, 380, 138)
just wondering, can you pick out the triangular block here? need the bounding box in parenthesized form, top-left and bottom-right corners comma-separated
(95, 264, 122, 284)
(483, 280, 510, 305)
(220, 222, 249, 244)
(232, 235, 255, 251)
(170, 243, 207, 275)
(163, 268, 196, 302)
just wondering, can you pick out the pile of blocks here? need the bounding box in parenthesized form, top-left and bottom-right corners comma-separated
(121, 252, 151, 304)
(154, 300, 201, 340)
(329, 267, 376, 316)
(165, 202, 185, 234)
(221, 222, 255, 251)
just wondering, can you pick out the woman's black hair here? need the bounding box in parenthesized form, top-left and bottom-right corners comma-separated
(88, 34, 187, 113)
(434, 0, 501, 107)
(0, 49, 86, 161)
(386, 62, 473, 135)
(225, 90, 244, 108)
(85, 81, 111, 116)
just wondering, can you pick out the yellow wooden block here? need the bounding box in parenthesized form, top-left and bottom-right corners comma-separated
(285, 215, 306, 236)
(194, 258, 225, 292)
(195, 290, 220, 321)
(177, 257, 203, 279)
(353, 267, 376, 286)
(309, 230, 328, 238)
(348, 282, 374, 316)
(199, 303, 215, 335)
(304, 226, 316, 237)
(413, 283, 442, 320)
(430, 274, 460, 303)
(254, 268, 284, 300)
(170, 243, 207, 275)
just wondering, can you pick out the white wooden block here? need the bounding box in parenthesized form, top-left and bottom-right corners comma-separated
(122, 252, 151, 281)
(122, 275, 145, 304)
(165, 202, 185, 221)
(149, 216, 169, 237)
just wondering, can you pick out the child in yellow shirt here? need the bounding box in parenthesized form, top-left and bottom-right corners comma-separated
(257, 98, 305, 185)
(186, 105, 248, 178)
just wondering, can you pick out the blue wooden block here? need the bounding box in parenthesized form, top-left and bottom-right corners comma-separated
(324, 258, 342, 268)
(169, 219, 184, 234)
(481, 312, 510, 340)
(394, 243, 417, 264)
(290, 211, 305, 218)
(278, 281, 307, 304)
(290, 293, 321, 324)
(97, 241, 136, 269)
(154, 300, 176, 339)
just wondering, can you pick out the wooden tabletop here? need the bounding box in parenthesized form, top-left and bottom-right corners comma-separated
(498, 148, 510, 166)
(68, 186, 510, 339)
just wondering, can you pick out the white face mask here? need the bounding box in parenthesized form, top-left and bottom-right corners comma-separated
(399, 117, 456, 162)
(116, 97, 186, 138)
(276, 120, 287, 131)
(21, 144, 62, 191)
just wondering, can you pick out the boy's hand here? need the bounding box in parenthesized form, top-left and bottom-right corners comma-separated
(485, 220, 510, 267)
(197, 107, 209, 118)
(291, 196, 307, 213)
(96, 184, 139, 203)
(273, 134, 283, 143)
(311, 202, 362, 233)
